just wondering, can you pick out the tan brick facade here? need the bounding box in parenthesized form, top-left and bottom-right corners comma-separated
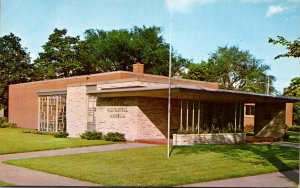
(66, 85, 89, 137)
(90, 97, 180, 141)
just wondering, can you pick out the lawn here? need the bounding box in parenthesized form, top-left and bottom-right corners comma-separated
(0, 180, 13, 186)
(0, 128, 113, 154)
(287, 131, 300, 143)
(5, 144, 299, 186)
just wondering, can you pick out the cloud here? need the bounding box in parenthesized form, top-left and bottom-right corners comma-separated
(266, 5, 286, 17)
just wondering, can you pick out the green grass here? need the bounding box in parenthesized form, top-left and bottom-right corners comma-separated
(5, 144, 299, 186)
(0, 128, 113, 154)
(0, 180, 13, 186)
(287, 131, 300, 143)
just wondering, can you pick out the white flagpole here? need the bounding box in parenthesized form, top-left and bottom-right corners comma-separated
(167, 0, 173, 159)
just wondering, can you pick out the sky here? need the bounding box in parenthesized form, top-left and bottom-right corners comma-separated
(1, 0, 299, 93)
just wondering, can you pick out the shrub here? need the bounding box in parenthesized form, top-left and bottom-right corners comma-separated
(245, 132, 254, 136)
(287, 125, 300, 132)
(283, 133, 290, 141)
(104, 132, 126, 142)
(0, 118, 17, 128)
(53, 131, 69, 138)
(22, 130, 56, 135)
(80, 131, 102, 140)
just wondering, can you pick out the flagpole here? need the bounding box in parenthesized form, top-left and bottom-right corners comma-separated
(167, 0, 173, 159)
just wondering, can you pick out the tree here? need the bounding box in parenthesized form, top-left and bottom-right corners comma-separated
(34, 28, 82, 79)
(284, 77, 300, 125)
(182, 61, 213, 81)
(0, 33, 34, 115)
(268, 36, 300, 59)
(184, 46, 275, 94)
(78, 26, 190, 76)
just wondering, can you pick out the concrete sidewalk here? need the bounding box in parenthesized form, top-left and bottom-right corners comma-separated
(180, 169, 299, 187)
(0, 143, 155, 186)
(0, 143, 155, 162)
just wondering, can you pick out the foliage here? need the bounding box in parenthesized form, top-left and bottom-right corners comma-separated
(80, 131, 103, 140)
(282, 133, 290, 141)
(183, 46, 275, 94)
(78, 26, 191, 76)
(245, 132, 254, 136)
(103, 132, 126, 142)
(268, 36, 300, 59)
(0, 33, 35, 114)
(177, 123, 242, 134)
(287, 125, 300, 132)
(286, 131, 300, 143)
(0, 118, 17, 128)
(22, 130, 56, 135)
(182, 61, 212, 81)
(5, 145, 299, 186)
(0, 128, 113, 154)
(284, 77, 300, 125)
(34, 28, 83, 79)
(53, 131, 69, 138)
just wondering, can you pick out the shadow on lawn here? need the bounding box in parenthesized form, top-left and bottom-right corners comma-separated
(172, 144, 299, 184)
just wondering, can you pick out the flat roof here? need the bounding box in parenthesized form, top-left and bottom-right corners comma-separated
(9, 70, 219, 88)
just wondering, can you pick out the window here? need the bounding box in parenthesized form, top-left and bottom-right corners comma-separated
(244, 104, 255, 116)
(39, 95, 66, 132)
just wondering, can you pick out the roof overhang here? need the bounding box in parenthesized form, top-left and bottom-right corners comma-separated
(87, 86, 299, 103)
(37, 89, 67, 96)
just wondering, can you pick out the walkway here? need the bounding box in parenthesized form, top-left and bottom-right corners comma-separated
(0, 143, 155, 186)
(180, 169, 299, 187)
(0, 142, 299, 186)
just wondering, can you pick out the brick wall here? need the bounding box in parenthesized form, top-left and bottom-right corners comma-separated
(90, 97, 181, 141)
(9, 71, 218, 129)
(285, 103, 293, 127)
(255, 103, 286, 138)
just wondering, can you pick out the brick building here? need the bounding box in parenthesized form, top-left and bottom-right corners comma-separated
(9, 63, 298, 141)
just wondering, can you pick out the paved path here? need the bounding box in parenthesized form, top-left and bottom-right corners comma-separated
(271, 142, 300, 149)
(0, 143, 155, 186)
(180, 169, 299, 187)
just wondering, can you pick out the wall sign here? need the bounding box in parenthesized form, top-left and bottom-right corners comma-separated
(107, 107, 128, 118)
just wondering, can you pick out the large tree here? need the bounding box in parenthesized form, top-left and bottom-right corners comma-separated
(184, 46, 275, 94)
(0, 33, 34, 115)
(78, 26, 191, 76)
(268, 36, 300, 59)
(283, 77, 300, 125)
(34, 28, 83, 79)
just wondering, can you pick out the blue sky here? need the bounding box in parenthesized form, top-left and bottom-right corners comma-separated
(1, 0, 299, 93)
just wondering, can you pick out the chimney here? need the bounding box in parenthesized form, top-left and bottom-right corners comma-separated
(133, 57, 144, 74)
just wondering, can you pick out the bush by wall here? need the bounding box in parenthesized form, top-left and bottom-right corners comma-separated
(53, 131, 69, 138)
(22, 130, 56, 135)
(0, 118, 17, 128)
(103, 132, 126, 142)
(287, 125, 300, 132)
(80, 131, 103, 140)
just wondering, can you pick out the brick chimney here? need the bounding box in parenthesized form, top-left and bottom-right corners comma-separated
(133, 57, 144, 74)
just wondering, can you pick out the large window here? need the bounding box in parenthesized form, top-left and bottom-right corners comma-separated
(244, 104, 255, 116)
(39, 95, 66, 132)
